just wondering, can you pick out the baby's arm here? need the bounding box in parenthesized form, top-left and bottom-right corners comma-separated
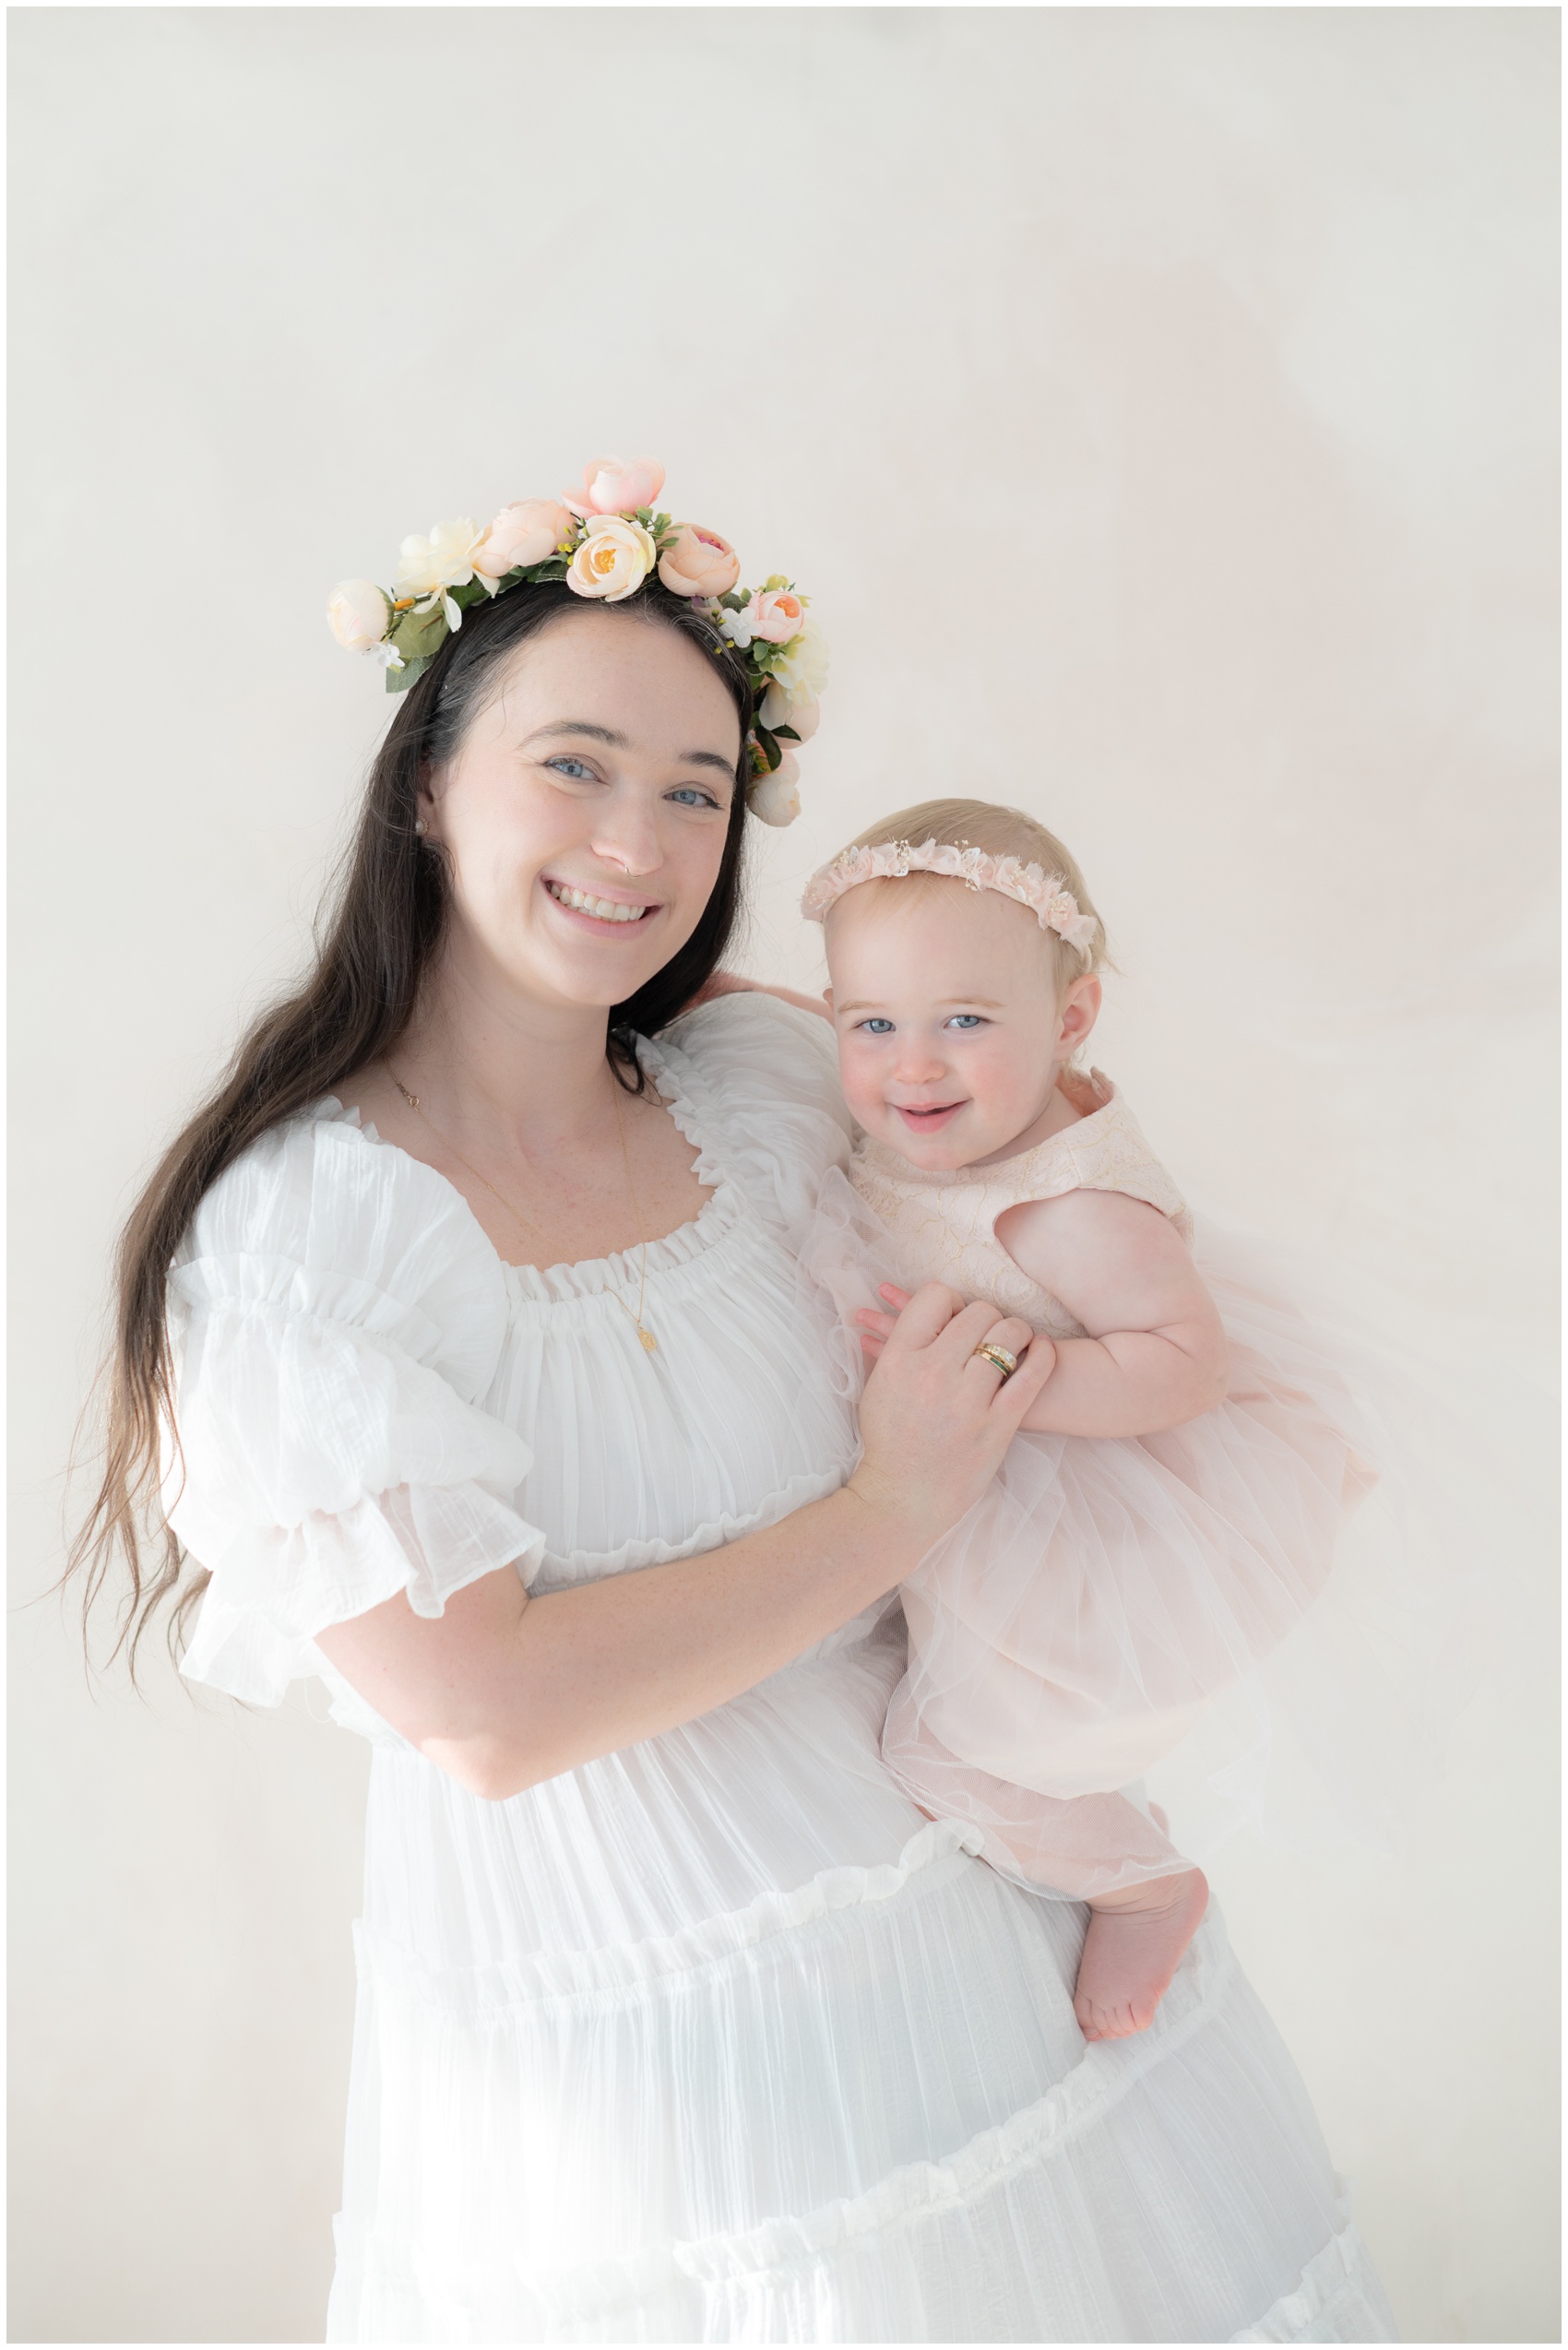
(998, 1191, 1229, 1436)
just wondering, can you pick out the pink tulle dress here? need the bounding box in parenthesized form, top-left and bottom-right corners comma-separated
(806, 1067, 1378, 1902)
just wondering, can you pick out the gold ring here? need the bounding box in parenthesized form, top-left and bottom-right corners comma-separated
(971, 1340, 1019, 1379)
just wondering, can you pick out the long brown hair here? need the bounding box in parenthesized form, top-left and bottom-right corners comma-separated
(68, 579, 755, 1676)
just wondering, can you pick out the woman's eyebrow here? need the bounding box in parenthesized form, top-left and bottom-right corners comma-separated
(522, 720, 734, 775)
(522, 720, 627, 747)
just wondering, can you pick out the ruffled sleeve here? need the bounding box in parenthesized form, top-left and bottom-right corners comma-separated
(165, 1104, 544, 1709)
(655, 991, 853, 1250)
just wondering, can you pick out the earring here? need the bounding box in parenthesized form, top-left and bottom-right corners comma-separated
(414, 818, 427, 837)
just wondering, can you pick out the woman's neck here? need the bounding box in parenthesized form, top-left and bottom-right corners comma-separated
(392, 947, 617, 1157)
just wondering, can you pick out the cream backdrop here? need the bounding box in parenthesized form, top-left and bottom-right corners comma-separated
(9, 7, 1558, 2344)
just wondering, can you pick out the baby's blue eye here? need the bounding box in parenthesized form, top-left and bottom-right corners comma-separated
(945, 1014, 985, 1030)
(858, 1017, 896, 1036)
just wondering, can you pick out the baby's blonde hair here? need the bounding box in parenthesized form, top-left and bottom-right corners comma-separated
(842, 797, 1110, 996)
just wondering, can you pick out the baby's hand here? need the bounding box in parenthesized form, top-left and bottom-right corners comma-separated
(857, 1285, 1059, 1378)
(854, 1282, 911, 1360)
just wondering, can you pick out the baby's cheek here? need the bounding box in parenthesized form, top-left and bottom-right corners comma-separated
(834, 1044, 885, 1128)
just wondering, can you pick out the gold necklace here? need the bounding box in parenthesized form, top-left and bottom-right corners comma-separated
(386, 1065, 658, 1355)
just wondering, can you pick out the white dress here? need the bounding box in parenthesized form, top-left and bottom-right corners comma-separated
(167, 992, 1397, 2345)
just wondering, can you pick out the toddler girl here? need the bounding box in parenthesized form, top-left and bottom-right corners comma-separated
(801, 799, 1375, 2044)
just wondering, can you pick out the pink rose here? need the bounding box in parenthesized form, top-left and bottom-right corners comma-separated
(748, 749, 802, 827)
(564, 456, 666, 517)
(757, 679, 820, 741)
(748, 589, 805, 645)
(658, 524, 741, 599)
(473, 498, 576, 578)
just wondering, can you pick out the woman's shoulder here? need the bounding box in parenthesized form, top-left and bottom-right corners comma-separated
(172, 1100, 510, 1388)
(659, 987, 849, 1132)
(654, 988, 853, 1236)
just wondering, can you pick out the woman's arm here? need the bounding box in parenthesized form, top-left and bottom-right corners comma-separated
(316, 1286, 1051, 1799)
(858, 1193, 1229, 1441)
(685, 969, 834, 1021)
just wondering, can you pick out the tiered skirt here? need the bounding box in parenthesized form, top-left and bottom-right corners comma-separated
(326, 1632, 1396, 2344)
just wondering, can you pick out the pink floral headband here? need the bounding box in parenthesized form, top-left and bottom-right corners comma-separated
(326, 456, 826, 826)
(802, 838, 1099, 961)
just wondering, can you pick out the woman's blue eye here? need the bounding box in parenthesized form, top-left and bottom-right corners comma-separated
(668, 786, 721, 809)
(946, 1014, 985, 1030)
(545, 755, 596, 781)
(858, 1017, 896, 1036)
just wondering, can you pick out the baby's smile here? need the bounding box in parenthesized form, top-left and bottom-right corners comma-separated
(893, 1098, 968, 1133)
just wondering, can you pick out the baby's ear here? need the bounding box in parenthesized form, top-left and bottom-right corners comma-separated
(1057, 972, 1102, 1051)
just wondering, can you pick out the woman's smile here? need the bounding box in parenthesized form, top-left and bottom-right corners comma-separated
(540, 875, 660, 930)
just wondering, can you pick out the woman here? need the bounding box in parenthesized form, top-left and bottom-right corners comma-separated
(76, 486, 1396, 2341)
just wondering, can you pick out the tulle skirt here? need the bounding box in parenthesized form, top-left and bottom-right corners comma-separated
(802, 1169, 1471, 1900)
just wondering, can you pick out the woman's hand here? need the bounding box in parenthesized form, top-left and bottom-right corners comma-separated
(848, 1281, 1054, 1546)
(316, 1278, 1051, 1803)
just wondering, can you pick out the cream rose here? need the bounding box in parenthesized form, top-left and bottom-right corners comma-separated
(748, 588, 805, 644)
(658, 524, 741, 599)
(394, 517, 484, 598)
(767, 614, 829, 700)
(327, 578, 393, 651)
(757, 679, 821, 741)
(566, 514, 658, 602)
(473, 498, 576, 579)
(566, 456, 666, 516)
(748, 749, 802, 827)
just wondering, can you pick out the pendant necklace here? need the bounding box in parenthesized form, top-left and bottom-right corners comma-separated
(385, 1066, 657, 1355)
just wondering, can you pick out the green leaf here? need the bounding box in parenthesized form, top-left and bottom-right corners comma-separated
(718, 589, 749, 611)
(388, 604, 448, 660)
(385, 655, 434, 694)
(771, 724, 802, 742)
(763, 573, 791, 594)
(754, 724, 783, 772)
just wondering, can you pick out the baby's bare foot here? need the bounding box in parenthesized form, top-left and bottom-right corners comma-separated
(1074, 1869, 1209, 2043)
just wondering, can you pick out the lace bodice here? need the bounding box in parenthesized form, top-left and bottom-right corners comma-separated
(849, 1067, 1193, 1340)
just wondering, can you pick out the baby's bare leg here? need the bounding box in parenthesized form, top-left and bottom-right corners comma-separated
(1074, 1867, 1210, 2043)
(882, 1699, 1207, 2035)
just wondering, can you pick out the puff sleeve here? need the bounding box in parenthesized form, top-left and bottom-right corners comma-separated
(656, 991, 853, 1250)
(166, 1106, 544, 1708)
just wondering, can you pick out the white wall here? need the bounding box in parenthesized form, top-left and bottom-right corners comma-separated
(9, 8, 1557, 2342)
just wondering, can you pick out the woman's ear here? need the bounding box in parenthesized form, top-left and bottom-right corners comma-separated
(415, 759, 442, 840)
(1056, 973, 1101, 1058)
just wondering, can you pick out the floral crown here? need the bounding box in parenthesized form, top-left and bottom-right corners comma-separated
(802, 837, 1099, 961)
(327, 456, 825, 827)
